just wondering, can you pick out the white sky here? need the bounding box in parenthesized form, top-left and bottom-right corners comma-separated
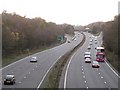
(0, 0, 119, 25)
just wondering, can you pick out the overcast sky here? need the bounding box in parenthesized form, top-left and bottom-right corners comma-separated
(0, 0, 119, 25)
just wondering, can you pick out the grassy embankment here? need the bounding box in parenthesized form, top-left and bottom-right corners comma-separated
(105, 50, 119, 73)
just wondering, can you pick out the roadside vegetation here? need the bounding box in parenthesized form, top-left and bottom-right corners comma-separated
(2, 11, 74, 67)
(103, 15, 119, 73)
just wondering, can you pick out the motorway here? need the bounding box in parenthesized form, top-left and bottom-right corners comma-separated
(63, 32, 119, 89)
(2, 32, 83, 89)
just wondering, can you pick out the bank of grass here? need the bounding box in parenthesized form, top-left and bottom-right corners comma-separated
(2, 39, 66, 67)
(40, 33, 85, 88)
(105, 50, 119, 73)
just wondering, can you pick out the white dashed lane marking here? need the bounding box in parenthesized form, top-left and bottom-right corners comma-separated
(104, 82, 107, 84)
(83, 76, 85, 78)
(18, 81, 22, 84)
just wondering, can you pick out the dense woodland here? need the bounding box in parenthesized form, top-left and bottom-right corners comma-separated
(2, 12, 74, 57)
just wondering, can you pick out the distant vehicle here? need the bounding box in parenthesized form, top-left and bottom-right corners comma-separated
(72, 36, 75, 41)
(89, 42, 92, 45)
(94, 39, 97, 41)
(67, 40, 71, 43)
(30, 56, 37, 62)
(87, 46, 91, 50)
(4, 74, 16, 85)
(84, 51, 91, 56)
(90, 40, 93, 42)
(92, 61, 100, 68)
(74, 38, 77, 41)
(95, 41, 97, 44)
(85, 58, 91, 63)
(84, 54, 91, 59)
(96, 47, 105, 62)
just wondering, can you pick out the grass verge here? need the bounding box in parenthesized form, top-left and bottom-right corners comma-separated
(40, 33, 86, 88)
(105, 50, 119, 73)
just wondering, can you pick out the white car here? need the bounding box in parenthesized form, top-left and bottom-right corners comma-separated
(89, 42, 92, 45)
(84, 51, 91, 56)
(92, 61, 100, 68)
(90, 40, 93, 42)
(84, 54, 91, 59)
(74, 38, 77, 41)
(94, 39, 97, 41)
(87, 46, 91, 50)
(85, 58, 91, 63)
(30, 56, 37, 62)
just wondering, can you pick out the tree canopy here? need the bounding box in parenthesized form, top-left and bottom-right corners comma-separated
(2, 12, 75, 56)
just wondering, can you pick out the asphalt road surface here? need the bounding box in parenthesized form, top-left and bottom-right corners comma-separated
(63, 32, 119, 89)
(2, 32, 83, 89)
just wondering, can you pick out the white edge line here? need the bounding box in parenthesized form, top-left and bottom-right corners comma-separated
(1, 56, 29, 70)
(64, 52, 76, 89)
(105, 61, 120, 78)
(37, 56, 62, 89)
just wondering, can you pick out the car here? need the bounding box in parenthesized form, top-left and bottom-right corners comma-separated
(30, 56, 37, 62)
(85, 58, 91, 63)
(89, 42, 92, 45)
(4, 74, 16, 85)
(84, 54, 91, 59)
(90, 40, 93, 42)
(67, 40, 71, 43)
(87, 46, 91, 50)
(94, 39, 97, 41)
(95, 41, 97, 44)
(74, 38, 77, 41)
(84, 51, 91, 56)
(92, 61, 100, 68)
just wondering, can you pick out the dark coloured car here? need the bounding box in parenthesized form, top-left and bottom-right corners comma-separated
(4, 74, 16, 85)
